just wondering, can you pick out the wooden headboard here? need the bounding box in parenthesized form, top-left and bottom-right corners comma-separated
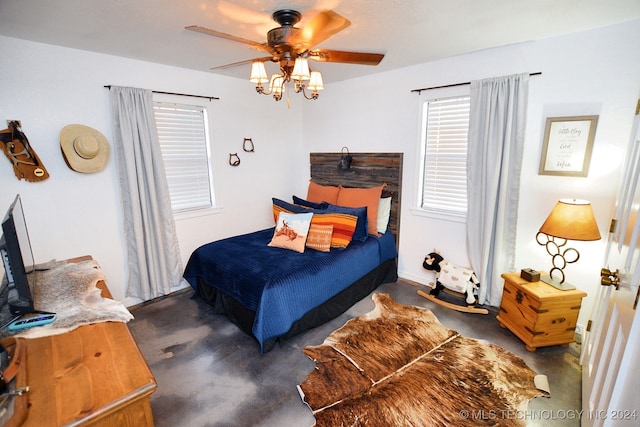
(309, 152, 403, 242)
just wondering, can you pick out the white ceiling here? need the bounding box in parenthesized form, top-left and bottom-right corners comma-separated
(1, 0, 639, 84)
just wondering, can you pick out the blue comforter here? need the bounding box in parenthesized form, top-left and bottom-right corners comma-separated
(183, 228, 397, 351)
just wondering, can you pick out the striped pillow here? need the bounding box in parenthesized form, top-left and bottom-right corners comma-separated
(311, 212, 357, 249)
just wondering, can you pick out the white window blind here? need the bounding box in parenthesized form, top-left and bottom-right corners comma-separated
(421, 96, 470, 215)
(153, 102, 214, 212)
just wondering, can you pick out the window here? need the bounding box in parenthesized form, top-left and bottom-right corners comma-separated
(419, 94, 470, 217)
(153, 101, 215, 213)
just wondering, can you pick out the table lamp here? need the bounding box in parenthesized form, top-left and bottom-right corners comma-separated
(536, 199, 601, 290)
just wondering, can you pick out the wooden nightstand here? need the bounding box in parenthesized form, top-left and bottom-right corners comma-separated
(496, 272, 587, 351)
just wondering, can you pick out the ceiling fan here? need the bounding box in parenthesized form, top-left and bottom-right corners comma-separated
(185, 9, 385, 100)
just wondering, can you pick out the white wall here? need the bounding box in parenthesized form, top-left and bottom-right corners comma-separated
(0, 35, 303, 305)
(302, 19, 640, 330)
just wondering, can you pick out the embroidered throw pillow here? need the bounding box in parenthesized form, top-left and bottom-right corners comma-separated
(305, 223, 333, 252)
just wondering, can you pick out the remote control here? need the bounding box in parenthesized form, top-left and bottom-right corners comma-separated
(8, 314, 56, 331)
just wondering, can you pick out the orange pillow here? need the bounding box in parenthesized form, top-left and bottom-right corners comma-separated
(307, 181, 340, 204)
(311, 213, 357, 248)
(336, 184, 386, 236)
(306, 223, 333, 252)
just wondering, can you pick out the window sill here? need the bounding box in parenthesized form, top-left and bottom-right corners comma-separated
(410, 207, 467, 224)
(174, 206, 223, 221)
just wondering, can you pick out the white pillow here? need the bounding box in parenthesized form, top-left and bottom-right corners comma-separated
(377, 197, 392, 234)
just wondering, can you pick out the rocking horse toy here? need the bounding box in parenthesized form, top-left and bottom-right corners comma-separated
(418, 251, 489, 314)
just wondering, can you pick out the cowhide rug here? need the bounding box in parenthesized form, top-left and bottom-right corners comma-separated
(298, 293, 549, 427)
(6, 259, 133, 339)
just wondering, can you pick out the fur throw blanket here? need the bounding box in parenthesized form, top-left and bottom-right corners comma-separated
(14, 259, 133, 338)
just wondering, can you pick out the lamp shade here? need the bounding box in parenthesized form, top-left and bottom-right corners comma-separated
(539, 199, 601, 241)
(291, 57, 311, 81)
(269, 74, 285, 94)
(308, 71, 324, 91)
(249, 62, 269, 83)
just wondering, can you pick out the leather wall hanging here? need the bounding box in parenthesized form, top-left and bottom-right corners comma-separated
(0, 121, 49, 182)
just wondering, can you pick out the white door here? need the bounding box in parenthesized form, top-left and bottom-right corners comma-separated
(581, 101, 640, 427)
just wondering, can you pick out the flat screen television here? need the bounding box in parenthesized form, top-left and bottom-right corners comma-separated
(0, 194, 36, 316)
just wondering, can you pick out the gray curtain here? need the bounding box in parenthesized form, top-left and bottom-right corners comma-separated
(109, 86, 182, 300)
(467, 73, 529, 306)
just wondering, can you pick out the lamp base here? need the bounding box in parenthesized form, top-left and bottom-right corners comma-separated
(540, 274, 576, 291)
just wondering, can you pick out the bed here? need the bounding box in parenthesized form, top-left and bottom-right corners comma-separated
(183, 152, 403, 352)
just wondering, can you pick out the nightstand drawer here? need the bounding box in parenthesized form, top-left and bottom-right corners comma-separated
(498, 309, 577, 345)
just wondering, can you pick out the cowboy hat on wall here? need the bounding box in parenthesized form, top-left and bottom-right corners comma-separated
(60, 124, 110, 173)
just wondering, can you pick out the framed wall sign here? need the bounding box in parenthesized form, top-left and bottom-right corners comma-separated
(538, 115, 598, 177)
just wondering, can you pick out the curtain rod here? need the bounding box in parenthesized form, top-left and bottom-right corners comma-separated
(104, 85, 219, 101)
(411, 72, 542, 94)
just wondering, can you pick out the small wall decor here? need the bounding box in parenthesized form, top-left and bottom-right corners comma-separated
(538, 115, 598, 177)
(243, 137, 255, 152)
(229, 153, 240, 166)
(0, 120, 50, 181)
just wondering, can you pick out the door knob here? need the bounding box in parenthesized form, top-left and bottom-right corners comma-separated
(600, 268, 620, 289)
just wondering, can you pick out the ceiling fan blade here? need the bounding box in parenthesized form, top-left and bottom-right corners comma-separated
(289, 10, 351, 50)
(308, 49, 384, 66)
(185, 25, 275, 54)
(210, 56, 274, 70)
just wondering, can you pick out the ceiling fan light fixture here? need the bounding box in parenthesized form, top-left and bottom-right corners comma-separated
(308, 71, 324, 91)
(293, 69, 324, 100)
(269, 74, 285, 100)
(291, 57, 311, 81)
(188, 8, 383, 103)
(249, 61, 269, 83)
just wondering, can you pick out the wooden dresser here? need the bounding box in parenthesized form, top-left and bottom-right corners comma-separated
(4, 258, 157, 426)
(497, 272, 587, 351)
